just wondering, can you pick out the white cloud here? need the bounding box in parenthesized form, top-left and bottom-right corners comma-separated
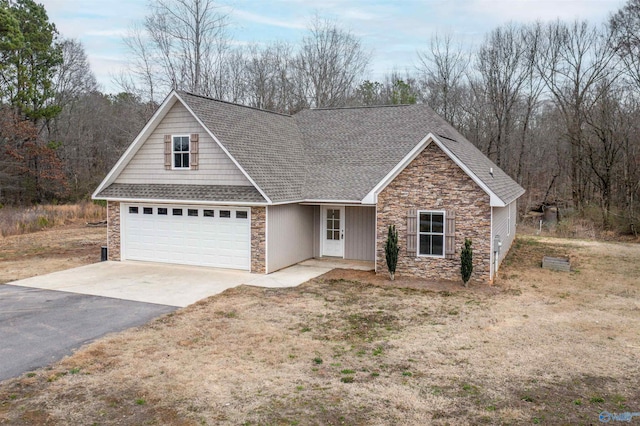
(232, 8, 307, 30)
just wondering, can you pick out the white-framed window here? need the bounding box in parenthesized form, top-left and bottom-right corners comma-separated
(172, 135, 190, 169)
(418, 210, 445, 257)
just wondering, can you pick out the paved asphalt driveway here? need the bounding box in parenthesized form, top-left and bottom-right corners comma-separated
(0, 285, 176, 381)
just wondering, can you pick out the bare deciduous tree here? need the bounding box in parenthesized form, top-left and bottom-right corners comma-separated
(417, 33, 468, 126)
(530, 20, 618, 211)
(118, 0, 229, 101)
(475, 24, 532, 169)
(295, 17, 369, 108)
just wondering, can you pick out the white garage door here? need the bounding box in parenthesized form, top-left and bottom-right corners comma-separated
(122, 204, 251, 270)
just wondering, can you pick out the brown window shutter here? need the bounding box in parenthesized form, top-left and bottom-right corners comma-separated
(406, 209, 417, 256)
(164, 134, 171, 170)
(190, 133, 199, 170)
(445, 210, 456, 259)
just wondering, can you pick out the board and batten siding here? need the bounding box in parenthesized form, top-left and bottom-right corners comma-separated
(345, 206, 376, 261)
(266, 204, 314, 273)
(115, 102, 251, 186)
(491, 200, 517, 276)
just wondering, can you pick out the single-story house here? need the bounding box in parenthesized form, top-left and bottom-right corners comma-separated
(93, 90, 524, 282)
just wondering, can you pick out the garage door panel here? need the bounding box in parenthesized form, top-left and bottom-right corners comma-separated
(123, 204, 251, 270)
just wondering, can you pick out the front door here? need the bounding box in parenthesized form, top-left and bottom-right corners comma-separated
(322, 206, 344, 257)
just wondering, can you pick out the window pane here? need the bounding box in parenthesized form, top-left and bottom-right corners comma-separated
(432, 235, 444, 255)
(432, 214, 444, 233)
(181, 137, 189, 151)
(236, 211, 248, 219)
(419, 212, 431, 233)
(220, 210, 231, 218)
(188, 209, 198, 217)
(326, 219, 333, 230)
(143, 207, 153, 215)
(334, 231, 340, 240)
(181, 153, 189, 168)
(333, 209, 340, 219)
(172, 208, 183, 216)
(173, 137, 181, 151)
(174, 153, 182, 168)
(419, 234, 431, 255)
(326, 230, 333, 240)
(158, 208, 167, 215)
(129, 206, 138, 214)
(203, 209, 214, 217)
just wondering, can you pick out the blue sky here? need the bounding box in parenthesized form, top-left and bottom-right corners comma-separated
(39, 0, 625, 94)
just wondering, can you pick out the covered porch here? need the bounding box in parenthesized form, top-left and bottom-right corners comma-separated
(265, 204, 376, 274)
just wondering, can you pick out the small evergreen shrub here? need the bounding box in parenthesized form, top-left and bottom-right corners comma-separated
(461, 238, 473, 287)
(385, 225, 399, 280)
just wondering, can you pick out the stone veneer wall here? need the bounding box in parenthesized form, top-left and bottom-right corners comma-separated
(107, 201, 121, 261)
(376, 142, 492, 282)
(251, 206, 266, 273)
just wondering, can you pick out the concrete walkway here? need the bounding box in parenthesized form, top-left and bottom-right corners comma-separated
(11, 260, 336, 307)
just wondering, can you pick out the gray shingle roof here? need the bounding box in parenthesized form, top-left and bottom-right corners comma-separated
(96, 183, 265, 203)
(295, 104, 525, 204)
(178, 92, 307, 202)
(176, 92, 524, 205)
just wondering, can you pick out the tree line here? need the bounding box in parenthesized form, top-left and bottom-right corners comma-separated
(1, 0, 639, 233)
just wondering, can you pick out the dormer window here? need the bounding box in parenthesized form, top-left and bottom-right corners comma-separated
(172, 135, 190, 169)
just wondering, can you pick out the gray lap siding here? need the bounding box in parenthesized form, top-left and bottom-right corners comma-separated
(376, 142, 492, 282)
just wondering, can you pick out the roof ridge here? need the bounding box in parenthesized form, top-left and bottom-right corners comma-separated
(178, 90, 293, 118)
(308, 103, 419, 111)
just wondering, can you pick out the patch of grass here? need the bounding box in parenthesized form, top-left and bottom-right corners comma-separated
(340, 376, 354, 383)
(300, 326, 311, 333)
(312, 357, 323, 365)
(26, 372, 36, 378)
(590, 396, 605, 404)
(340, 369, 355, 375)
(372, 346, 383, 356)
(461, 383, 480, 396)
(0, 202, 106, 237)
(69, 367, 80, 374)
(135, 398, 146, 405)
(402, 371, 412, 377)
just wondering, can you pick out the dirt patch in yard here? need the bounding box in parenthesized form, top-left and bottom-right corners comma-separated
(0, 222, 106, 284)
(0, 232, 639, 425)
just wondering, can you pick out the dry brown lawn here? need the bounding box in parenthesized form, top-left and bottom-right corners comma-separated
(1, 233, 639, 425)
(0, 223, 106, 284)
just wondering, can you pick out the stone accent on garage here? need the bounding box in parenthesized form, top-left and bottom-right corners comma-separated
(376, 142, 492, 282)
(251, 206, 266, 273)
(107, 201, 121, 261)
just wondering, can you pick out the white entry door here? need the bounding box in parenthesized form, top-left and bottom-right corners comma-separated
(322, 206, 344, 257)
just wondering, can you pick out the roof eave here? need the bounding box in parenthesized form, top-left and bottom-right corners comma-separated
(92, 195, 268, 206)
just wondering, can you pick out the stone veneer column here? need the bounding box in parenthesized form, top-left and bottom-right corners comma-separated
(107, 201, 121, 261)
(251, 206, 266, 273)
(376, 143, 492, 282)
